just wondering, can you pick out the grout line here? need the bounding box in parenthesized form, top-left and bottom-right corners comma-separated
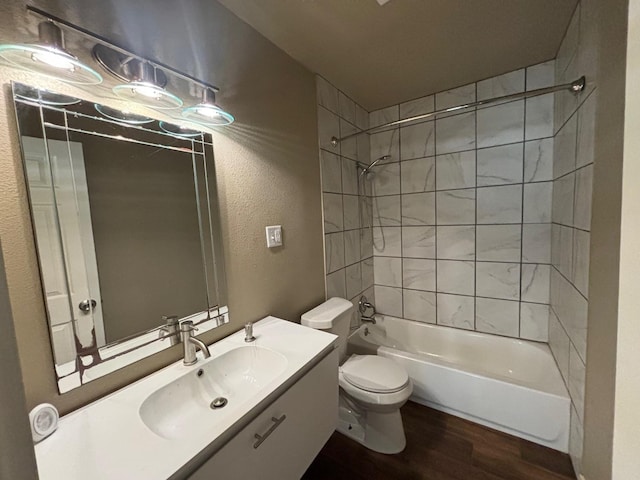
(473, 81, 478, 331)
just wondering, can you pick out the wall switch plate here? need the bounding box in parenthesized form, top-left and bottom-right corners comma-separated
(265, 225, 282, 248)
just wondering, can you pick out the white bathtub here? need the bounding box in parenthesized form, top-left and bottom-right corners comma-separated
(348, 315, 570, 452)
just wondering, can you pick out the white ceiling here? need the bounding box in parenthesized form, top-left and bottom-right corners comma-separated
(218, 0, 578, 111)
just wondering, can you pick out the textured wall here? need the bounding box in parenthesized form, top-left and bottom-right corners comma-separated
(0, 0, 324, 414)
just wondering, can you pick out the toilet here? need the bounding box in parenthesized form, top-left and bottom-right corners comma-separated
(301, 297, 412, 454)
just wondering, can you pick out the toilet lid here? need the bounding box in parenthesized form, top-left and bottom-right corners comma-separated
(341, 355, 409, 393)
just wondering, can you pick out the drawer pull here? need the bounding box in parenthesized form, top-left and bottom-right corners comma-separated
(253, 414, 286, 449)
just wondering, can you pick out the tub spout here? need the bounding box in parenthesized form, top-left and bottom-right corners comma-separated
(361, 315, 376, 325)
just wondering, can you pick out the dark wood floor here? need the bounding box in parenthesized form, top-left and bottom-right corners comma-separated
(303, 401, 575, 480)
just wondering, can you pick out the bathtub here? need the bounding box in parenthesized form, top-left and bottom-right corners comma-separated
(348, 315, 570, 452)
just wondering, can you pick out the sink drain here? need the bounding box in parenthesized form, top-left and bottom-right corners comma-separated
(210, 397, 228, 409)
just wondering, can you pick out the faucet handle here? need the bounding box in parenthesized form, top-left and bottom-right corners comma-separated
(245, 322, 256, 342)
(180, 320, 198, 333)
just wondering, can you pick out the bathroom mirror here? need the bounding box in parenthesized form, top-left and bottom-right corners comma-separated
(12, 82, 228, 393)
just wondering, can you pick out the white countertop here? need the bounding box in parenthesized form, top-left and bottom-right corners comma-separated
(34, 317, 336, 480)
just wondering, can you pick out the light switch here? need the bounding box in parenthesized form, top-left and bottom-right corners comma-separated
(265, 225, 283, 248)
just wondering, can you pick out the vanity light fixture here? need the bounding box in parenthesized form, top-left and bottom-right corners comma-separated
(94, 103, 154, 125)
(112, 61, 183, 110)
(159, 121, 203, 137)
(0, 21, 103, 85)
(182, 89, 234, 126)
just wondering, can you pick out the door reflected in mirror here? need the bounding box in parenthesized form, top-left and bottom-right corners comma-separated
(12, 82, 228, 393)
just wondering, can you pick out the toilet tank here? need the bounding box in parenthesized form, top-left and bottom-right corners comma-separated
(301, 297, 353, 360)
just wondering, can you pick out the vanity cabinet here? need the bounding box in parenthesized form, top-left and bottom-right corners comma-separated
(189, 349, 338, 480)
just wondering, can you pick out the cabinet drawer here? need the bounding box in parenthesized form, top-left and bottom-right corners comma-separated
(189, 349, 338, 479)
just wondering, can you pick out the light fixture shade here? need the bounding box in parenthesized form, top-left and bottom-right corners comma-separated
(182, 89, 234, 126)
(94, 104, 154, 125)
(112, 62, 182, 110)
(159, 121, 203, 137)
(0, 22, 102, 85)
(14, 84, 80, 106)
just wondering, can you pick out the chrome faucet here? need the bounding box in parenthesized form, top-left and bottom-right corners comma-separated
(180, 320, 211, 366)
(244, 322, 256, 342)
(159, 315, 180, 345)
(359, 295, 377, 324)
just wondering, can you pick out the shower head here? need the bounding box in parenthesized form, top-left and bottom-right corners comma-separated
(358, 155, 391, 177)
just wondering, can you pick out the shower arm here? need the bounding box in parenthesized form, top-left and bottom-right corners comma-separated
(330, 76, 586, 147)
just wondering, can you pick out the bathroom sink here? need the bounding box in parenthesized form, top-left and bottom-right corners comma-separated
(139, 345, 287, 439)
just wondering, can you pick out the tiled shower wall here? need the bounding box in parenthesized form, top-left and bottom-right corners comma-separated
(549, 1, 596, 474)
(317, 76, 375, 321)
(368, 62, 555, 341)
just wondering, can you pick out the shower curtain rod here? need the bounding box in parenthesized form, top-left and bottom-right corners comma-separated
(330, 76, 586, 147)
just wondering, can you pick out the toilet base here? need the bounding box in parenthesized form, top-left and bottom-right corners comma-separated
(336, 397, 407, 454)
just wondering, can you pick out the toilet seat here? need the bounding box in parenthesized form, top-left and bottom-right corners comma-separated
(341, 355, 409, 393)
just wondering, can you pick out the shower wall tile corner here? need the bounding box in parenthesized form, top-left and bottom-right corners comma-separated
(317, 76, 374, 328)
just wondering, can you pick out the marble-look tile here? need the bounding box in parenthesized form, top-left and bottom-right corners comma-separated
(355, 104, 369, 131)
(572, 229, 590, 297)
(402, 226, 436, 259)
(477, 185, 522, 224)
(436, 188, 476, 225)
(374, 285, 403, 317)
(316, 76, 338, 113)
(569, 343, 586, 422)
(373, 226, 402, 257)
(524, 138, 553, 182)
(401, 192, 435, 225)
(361, 257, 374, 290)
(548, 308, 570, 383)
(360, 227, 373, 260)
(400, 121, 435, 160)
(520, 303, 549, 342)
(551, 269, 588, 360)
(435, 83, 476, 113)
(437, 260, 474, 295)
(553, 114, 577, 179)
(403, 258, 436, 291)
(325, 232, 345, 273)
(569, 405, 584, 473)
(552, 172, 575, 226)
(476, 225, 521, 262)
(343, 195, 360, 230)
(370, 105, 399, 129)
(436, 150, 476, 190)
(557, 225, 575, 279)
(437, 226, 475, 260)
(323, 193, 343, 233)
(370, 128, 400, 163)
(437, 293, 474, 330)
(338, 91, 356, 124)
(373, 195, 401, 227)
(372, 162, 401, 196)
(523, 182, 552, 223)
(476, 143, 523, 187)
(403, 289, 436, 323)
(525, 94, 554, 140)
(318, 106, 340, 152)
(476, 262, 520, 300)
(400, 95, 434, 120)
(521, 264, 550, 303)
(576, 91, 596, 168)
(356, 133, 371, 165)
(400, 157, 435, 193)
(556, 4, 580, 77)
(574, 165, 593, 231)
(326, 269, 346, 299)
(344, 229, 361, 266)
(522, 224, 551, 263)
(526, 60, 555, 91)
(374, 256, 402, 287)
(345, 262, 362, 299)
(435, 112, 476, 154)
(475, 298, 519, 337)
(477, 100, 525, 148)
(339, 119, 358, 160)
(477, 69, 524, 100)
(321, 150, 342, 193)
(341, 157, 358, 195)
